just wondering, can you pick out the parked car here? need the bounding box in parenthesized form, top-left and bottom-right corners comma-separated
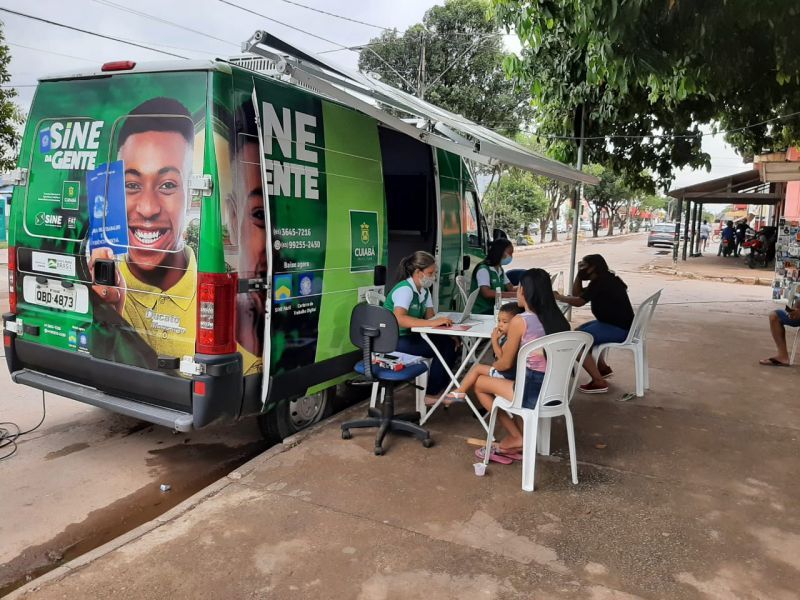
(647, 223, 676, 247)
(580, 221, 592, 232)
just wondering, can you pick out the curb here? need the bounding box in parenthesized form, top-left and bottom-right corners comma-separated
(644, 264, 771, 287)
(6, 438, 296, 599)
(6, 400, 373, 599)
(515, 232, 643, 254)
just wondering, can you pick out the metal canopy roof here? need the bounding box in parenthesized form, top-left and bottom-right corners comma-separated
(667, 169, 782, 205)
(240, 30, 598, 186)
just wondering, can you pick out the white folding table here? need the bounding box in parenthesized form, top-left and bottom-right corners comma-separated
(411, 313, 496, 434)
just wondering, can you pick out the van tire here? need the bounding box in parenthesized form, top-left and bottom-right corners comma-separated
(258, 387, 334, 443)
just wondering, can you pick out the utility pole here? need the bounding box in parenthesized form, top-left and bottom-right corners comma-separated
(567, 105, 586, 320)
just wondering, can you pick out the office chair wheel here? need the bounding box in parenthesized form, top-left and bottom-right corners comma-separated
(341, 429, 352, 440)
(374, 446, 384, 456)
(422, 438, 434, 448)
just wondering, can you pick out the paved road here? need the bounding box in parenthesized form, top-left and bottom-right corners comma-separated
(0, 233, 772, 594)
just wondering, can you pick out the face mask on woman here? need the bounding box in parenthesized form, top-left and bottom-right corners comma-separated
(419, 274, 436, 288)
(501, 255, 513, 266)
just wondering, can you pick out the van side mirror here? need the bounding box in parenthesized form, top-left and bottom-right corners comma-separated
(493, 228, 508, 240)
(373, 265, 387, 287)
(462, 255, 471, 271)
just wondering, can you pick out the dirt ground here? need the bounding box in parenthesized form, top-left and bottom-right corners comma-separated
(7, 236, 800, 599)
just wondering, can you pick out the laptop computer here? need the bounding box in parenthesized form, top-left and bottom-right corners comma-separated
(433, 288, 481, 325)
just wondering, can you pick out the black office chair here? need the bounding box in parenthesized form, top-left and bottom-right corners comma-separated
(341, 303, 434, 455)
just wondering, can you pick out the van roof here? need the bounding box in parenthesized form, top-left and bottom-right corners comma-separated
(38, 60, 231, 81)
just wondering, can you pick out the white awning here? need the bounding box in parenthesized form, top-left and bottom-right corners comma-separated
(240, 30, 598, 186)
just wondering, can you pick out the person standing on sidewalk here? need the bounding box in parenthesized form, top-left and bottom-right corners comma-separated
(700, 220, 711, 252)
(555, 254, 634, 393)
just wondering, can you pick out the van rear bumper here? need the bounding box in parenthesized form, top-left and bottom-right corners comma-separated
(12, 369, 194, 431)
(4, 314, 244, 430)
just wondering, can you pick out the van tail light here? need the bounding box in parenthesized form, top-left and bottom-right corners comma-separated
(196, 271, 237, 355)
(101, 61, 136, 72)
(7, 245, 16, 313)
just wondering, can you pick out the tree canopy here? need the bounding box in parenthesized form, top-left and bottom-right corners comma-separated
(492, 0, 800, 192)
(483, 169, 549, 235)
(0, 24, 23, 172)
(358, 0, 532, 134)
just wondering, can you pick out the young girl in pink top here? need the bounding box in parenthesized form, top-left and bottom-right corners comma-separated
(473, 268, 570, 458)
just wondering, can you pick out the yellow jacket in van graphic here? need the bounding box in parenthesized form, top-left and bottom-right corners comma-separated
(119, 247, 197, 359)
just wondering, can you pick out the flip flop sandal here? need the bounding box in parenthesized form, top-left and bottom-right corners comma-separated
(496, 449, 523, 461)
(475, 447, 513, 465)
(444, 392, 467, 406)
(759, 357, 790, 367)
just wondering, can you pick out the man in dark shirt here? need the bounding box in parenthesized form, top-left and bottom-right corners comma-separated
(734, 219, 752, 257)
(719, 220, 736, 256)
(555, 254, 635, 393)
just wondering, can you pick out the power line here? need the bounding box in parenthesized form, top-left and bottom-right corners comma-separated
(8, 41, 96, 63)
(1, 84, 37, 88)
(89, 0, 240, 49)
(0, 7, 188, 59)
(273, 0, 390, 31)
(219, 0, 417, 91)
(218, 0, 345, 49)
(536, 111, 800, 142)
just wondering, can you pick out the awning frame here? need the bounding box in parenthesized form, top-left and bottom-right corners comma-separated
(240, 30, 598, 186)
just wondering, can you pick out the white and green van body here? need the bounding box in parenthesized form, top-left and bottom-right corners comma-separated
(3, 32, 594, 439)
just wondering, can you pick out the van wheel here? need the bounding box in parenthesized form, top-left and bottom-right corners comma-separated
(258, 387, 334, 443)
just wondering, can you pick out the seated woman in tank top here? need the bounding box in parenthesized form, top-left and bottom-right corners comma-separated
(472, 268, 570, 458)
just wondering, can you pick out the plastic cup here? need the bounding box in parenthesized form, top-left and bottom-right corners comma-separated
(473, 462, 486, 477)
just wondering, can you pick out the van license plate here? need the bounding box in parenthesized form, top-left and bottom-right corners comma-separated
(22, 276, 89, 314)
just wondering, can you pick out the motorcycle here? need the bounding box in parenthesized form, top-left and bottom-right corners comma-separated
(743, 226, 777, 268)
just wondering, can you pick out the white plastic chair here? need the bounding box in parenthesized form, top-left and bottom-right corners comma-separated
(484, 331, 593, 492)
(455, 275, 469, 308)
(591, 289, 662, 397)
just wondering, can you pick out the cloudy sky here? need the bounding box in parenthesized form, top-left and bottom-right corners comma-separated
(1, 0, 746, 189)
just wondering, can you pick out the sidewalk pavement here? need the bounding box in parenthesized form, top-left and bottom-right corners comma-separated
(516, 231, 643, 255)
(10, 278, 800, 599)
(645, 249, 775, 286)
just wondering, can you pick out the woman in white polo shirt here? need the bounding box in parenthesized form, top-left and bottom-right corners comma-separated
(383, 251, 457, 399)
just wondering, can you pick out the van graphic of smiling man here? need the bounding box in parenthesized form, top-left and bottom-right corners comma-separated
(91, 97, 197, 359)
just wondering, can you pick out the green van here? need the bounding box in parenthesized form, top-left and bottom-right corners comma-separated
(3, 32, 594, 440)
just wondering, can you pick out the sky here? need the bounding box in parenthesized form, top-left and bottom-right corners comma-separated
(1, 0, 747, 189)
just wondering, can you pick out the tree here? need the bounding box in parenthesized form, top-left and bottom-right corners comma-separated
(632, 194, 668, 229)
(0, 25, 23, 171)
(358, 0, 533, 134)
(492, 0, 800, 191)
(483, 169, 549, 236)
(583, 164, 633, 237)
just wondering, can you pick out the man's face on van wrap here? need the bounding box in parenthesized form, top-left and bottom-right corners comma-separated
(234, 139, 267, 356)
(239, 141, 267, 278)
(119, 130, 192, 270)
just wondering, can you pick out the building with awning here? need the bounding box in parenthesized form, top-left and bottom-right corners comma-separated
(667, 170, 784, 262)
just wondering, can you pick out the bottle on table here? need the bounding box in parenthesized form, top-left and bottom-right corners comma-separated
(494, 286, 502, 320)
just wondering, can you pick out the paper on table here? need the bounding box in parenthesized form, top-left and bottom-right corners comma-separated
(436, 324, 472, 331)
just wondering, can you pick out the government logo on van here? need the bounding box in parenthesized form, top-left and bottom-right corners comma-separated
(35, 212, 64, 228)
(350, 210, 379, 273)
(39, 120, 104, 171)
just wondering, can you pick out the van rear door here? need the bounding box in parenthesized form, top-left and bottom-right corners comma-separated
(12, 71, 208, 412)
